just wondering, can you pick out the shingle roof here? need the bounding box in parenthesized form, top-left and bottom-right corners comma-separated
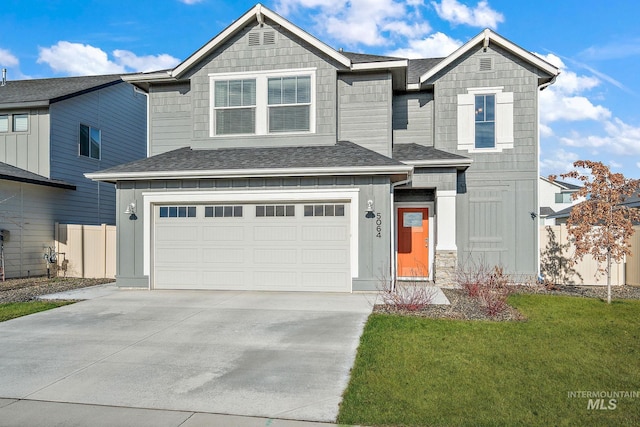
(393, 143, 471, 164)
(91, 141, 407, 176)
(539, 206, 556, 217)
(408, 58, 445, 84)
(0, 162, 75, 190)
(554, 179, 581, 190)
(0, 74, 124, 106)
(341, 51, 406, 63)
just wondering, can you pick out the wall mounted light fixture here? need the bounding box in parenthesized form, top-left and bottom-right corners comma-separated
(366, 199, 374, 213)
(125, 202, 137, 220)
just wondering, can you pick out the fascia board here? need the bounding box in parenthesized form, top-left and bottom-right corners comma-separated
(0, 100, 49, 109)
(122, 72, 175, 84)
(419, 29, 559, 85)
(402, 159, 473, 167)
(351, 60, 408, 71)
(171, 4, 351, 78)
(86, 165, 412, 182)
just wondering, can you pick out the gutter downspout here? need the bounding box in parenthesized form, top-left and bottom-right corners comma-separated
(389, 169, 413, 290)
(536, 75, 558, 278)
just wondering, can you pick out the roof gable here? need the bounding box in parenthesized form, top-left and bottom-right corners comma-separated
(419, 29, 559, 86)
(172, 4, 351, 78)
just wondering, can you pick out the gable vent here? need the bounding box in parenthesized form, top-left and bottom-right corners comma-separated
(479, 57, 493, 71)
(263, 31, 276, 45)
(248, 32, 261, 46)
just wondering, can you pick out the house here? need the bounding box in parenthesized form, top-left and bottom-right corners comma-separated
(0, 74, 147, 278)
(539, 176, 583, 224)
(548, 189, 640, 225)
(87, 4, 559, 291)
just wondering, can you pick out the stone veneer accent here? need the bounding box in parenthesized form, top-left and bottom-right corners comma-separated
(435, 250, 457, 286)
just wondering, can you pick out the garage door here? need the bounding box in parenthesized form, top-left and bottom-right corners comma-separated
(153, 202, 351, 292)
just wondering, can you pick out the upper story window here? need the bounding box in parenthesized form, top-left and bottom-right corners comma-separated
(555, 193, 573, 204)
(0, 113, 28, 133)
(80, 124, 101, 160)
(474, 94, 495, 149)
(268, 76, 311, 133)
(214, 79, 256, 135)
(457, 87, 513, 153)
(210, 69, 316, 137)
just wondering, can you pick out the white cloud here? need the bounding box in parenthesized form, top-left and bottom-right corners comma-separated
(609, 160, 623, 169)
(559, 118, 640, 156)
(539, 123, 554, 138)
(387, 32, 462, 58)
(432, 0, 504, 28)
(0, 48, 19, 67)
(113, 50, 180, 72)
(276, 0, 430, 47)
(540, 148, 580, 175)
(38, 41, 179, 76)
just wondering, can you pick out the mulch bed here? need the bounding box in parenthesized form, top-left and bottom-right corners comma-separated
(0, 277, 114, 303)
(374, 284, 640, 321)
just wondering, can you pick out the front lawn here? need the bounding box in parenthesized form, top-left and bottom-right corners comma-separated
(338, 294, 640, 426)
(0, 301, 74, 322)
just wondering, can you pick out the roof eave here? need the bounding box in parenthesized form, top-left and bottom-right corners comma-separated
(86, 165, 412, 183)
(171, 4, 351, 79)
(419, 29, 560, 86)
(0, 100, 50, 110)
(401, 159, 474, 168)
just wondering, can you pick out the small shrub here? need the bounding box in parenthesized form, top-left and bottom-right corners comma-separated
(455, 261, 516, 318)
(378, 266, 438, 312)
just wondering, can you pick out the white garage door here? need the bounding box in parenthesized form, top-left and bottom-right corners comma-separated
(153, 202, 351, 292)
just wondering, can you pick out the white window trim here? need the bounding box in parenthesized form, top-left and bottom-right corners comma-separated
(142, 188, 358, 286)
(457, 86, 514, 153)
(209, 68, 317, 137)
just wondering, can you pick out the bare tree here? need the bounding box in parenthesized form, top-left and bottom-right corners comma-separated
(552, 161, 640, 303)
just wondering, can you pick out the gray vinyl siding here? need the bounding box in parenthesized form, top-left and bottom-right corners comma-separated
(0, 108, 50, 177)
(392, 92, 434, 146)
(338, 72, 392, 157)
(49, 82, 147, 225)
(115, 176, 393, 291)
(149, 21, 342, 155)
(429, 43, 547, 275)
(0, 180, 65, 278)
(410, 167, 457, 192)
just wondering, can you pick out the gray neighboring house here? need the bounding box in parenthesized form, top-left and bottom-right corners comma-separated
(88, 4, 559, 291)
(0, 74, 147, 278)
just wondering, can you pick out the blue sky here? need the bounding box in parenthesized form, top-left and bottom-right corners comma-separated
(1, 0, 639, 179)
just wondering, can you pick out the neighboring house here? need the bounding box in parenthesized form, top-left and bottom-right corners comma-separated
(0, 74, 147, 278)
(88, 4, 559, 291)
(548, 190, 640, 225)
(539, 176, 583, 224)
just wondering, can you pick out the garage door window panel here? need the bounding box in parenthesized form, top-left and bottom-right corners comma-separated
(256, 205, 295, 217)
(205, 205, 243, 218)
(304, 204, 345, 217)
(159, 206, 197, 218)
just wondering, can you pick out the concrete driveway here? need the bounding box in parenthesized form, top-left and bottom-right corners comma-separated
(0, 288, 375, 423)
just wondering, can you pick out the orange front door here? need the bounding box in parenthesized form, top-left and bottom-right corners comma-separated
(397, 207, 430, 278)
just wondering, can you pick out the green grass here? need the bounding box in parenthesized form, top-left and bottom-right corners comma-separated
(338, 294, 640, 427)
(0, 301, 74, 322)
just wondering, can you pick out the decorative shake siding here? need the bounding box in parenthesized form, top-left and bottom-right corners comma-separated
(338, 72, 392, 157)
(429, 43, 547, 275)
(0, 108, 50, 177)
(392, 92, 434, 147)
(148, 21, 343, 155)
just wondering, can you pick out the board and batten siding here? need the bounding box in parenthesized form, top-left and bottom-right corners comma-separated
(0, 180, 65, 278)
(49, 82, 147, 226)
(338, 72, 392, 157)
(115, 176, 392, 291)
(392, 92, 434, 147)
(148, 21, 343, 155)
(428, 43, 549, 276)
(0, 108, 50, 177)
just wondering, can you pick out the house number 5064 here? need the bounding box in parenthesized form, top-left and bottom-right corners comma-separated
(376, 213, 382, 238)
